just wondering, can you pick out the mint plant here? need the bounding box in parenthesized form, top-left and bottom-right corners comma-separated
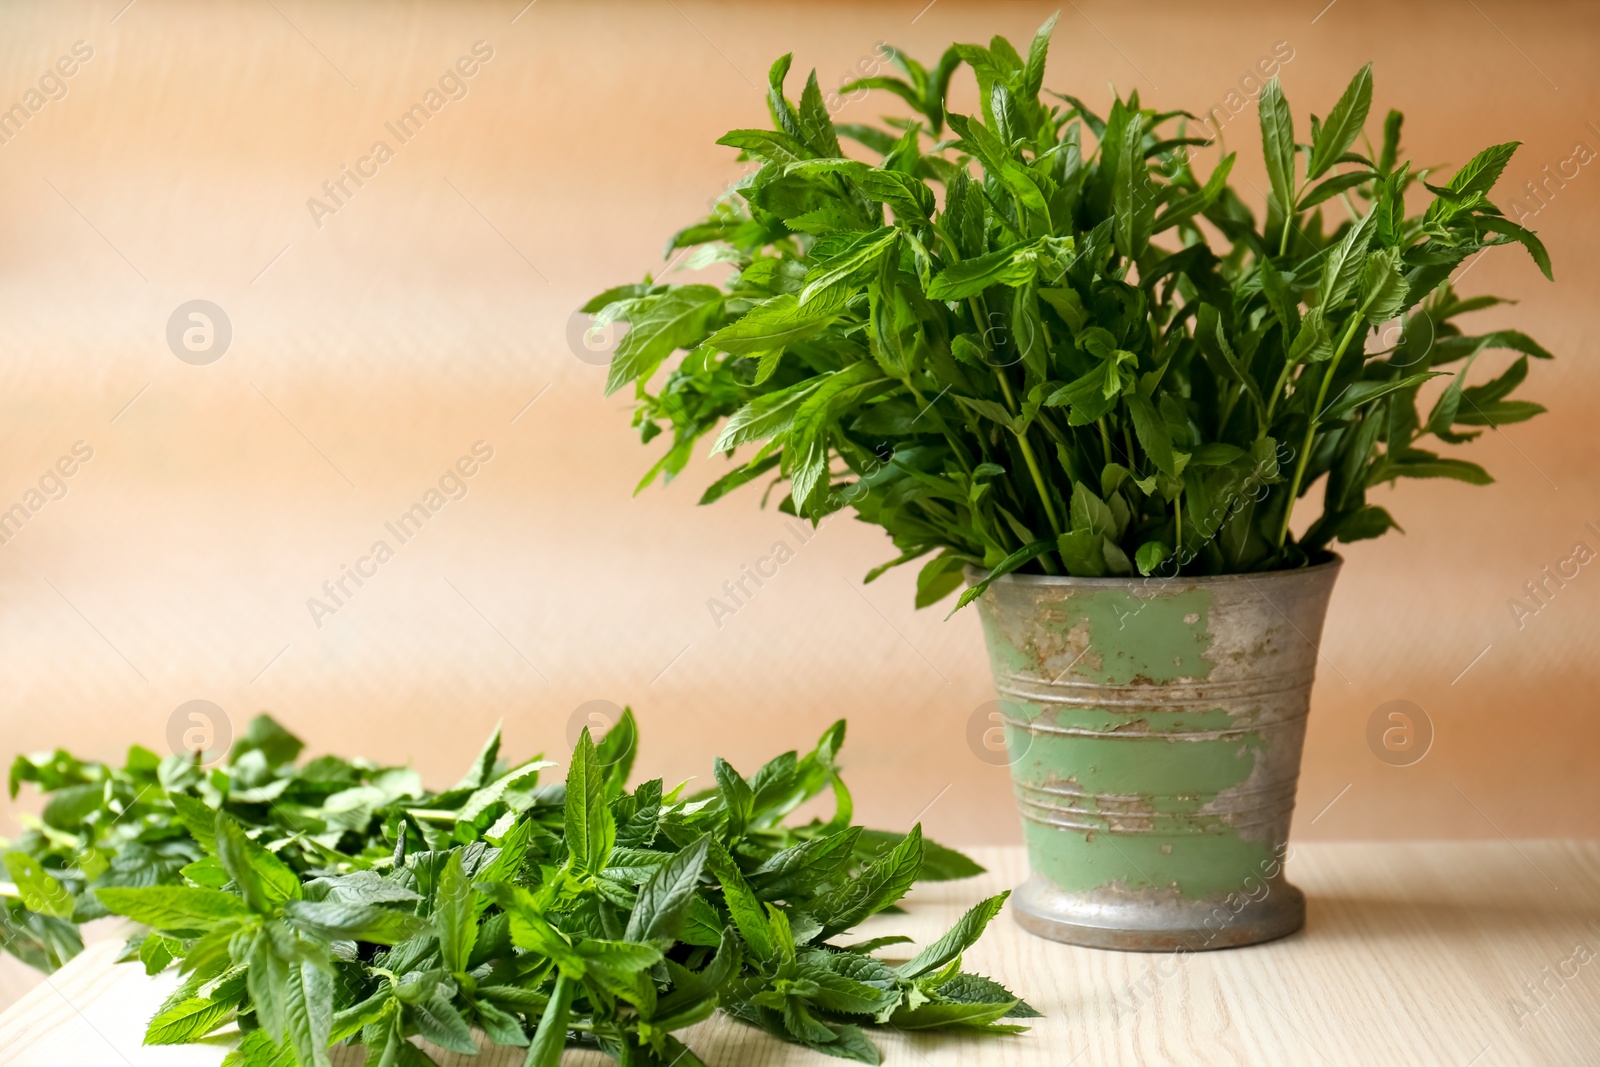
(3, 713, 1029, 1065)
(591, 15, 1552, 608)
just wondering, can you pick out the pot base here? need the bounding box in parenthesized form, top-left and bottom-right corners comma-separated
(1011, 873, 1305, 952)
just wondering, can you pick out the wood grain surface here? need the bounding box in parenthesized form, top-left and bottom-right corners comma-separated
(2, 843, 1597, 1066)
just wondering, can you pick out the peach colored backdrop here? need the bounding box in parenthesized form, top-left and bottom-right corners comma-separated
(1, 0, 1597, 1003)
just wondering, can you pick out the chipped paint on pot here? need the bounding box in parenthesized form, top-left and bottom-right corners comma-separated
(966, 559, 1341, 951)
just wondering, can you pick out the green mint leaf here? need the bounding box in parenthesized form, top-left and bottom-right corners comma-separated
(451, 722, 503, 792)
(233, 715, 305, 768)
(707, 287, 853, 355)
(526, 972, 575, 1067)
(564, 728, 615, 875)
(283, 900, 430, 945)
(896, 892, 1010, 977)
(1444, 140, 1520, 198)
(145, 994, 234, 1045)
(95, 886, 252, 932)
(813, 825, 925, 939)
(595, 707, 639, 796)
(603, 286, 724, 396)
(3, 852, 76, 920)
(713, 758, 754, 839)
(1258, 77, 1296, 215)
(406, 985, 477, 1056)
(1307, 63, 1373, 179)
(625, 834, 711, 944)
(284, 960, 334, 1067)
(214, 812, 299, 913)
(1316, 207, 1377, 309)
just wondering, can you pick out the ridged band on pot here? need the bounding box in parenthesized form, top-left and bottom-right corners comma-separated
(966, 559, 1341, 952)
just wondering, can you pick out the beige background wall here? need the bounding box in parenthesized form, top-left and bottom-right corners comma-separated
(0, 0, 1596, 939)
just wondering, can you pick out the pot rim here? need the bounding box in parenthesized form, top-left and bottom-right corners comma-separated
(963, 552, 1342, 589)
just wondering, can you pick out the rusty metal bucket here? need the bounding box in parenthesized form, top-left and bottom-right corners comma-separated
(966, 560, 1341, 951)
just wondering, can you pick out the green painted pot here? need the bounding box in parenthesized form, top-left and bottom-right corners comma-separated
(967, 560, 1341, 951)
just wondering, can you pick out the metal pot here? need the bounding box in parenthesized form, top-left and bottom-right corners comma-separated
(966, 559, 1341, 951)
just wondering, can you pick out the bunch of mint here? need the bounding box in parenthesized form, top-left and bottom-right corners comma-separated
(593, 14, 1552, 605)
(3, 711, 1031, 1065)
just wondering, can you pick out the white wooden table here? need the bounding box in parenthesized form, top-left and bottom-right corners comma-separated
(2, 843, 1596, 1066)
